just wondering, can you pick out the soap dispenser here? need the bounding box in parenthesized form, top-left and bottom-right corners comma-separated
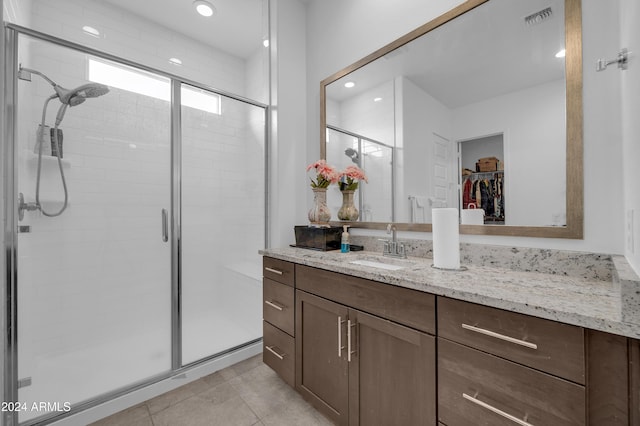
(341, 225, 350, 253)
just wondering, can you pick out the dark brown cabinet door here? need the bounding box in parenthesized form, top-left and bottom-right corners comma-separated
(349, 309, 436, 426)
(296, 290, 349, 425)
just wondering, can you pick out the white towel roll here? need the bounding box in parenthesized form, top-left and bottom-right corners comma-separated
(432, 208, 460, 269)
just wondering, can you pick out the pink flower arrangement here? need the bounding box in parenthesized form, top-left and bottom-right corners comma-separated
(307, 159, 339, 189)
(339, 165, 368, 191)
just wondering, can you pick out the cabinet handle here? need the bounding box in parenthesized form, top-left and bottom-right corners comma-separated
(338, 317, 346, 357)
(461, 323, 538, 350)
(265, 300, 284, 311)
(462, 393, 534, 426)
(347, 320, 356, 362)
(265, 345, 286, 360)
(265, 267, 283, 275)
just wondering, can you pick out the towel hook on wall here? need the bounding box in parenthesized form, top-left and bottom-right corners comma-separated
(596, 48, 629, 72)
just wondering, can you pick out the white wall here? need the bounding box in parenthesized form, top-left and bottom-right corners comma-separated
(454, 79, 566, 227)
(399, 77, 454, 223)
(620, 0, 640, 273)
(303, 0, 626, 256)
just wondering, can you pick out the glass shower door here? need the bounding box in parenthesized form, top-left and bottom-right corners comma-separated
(14, 35, 173, 422)
(180, 83, 265, 364)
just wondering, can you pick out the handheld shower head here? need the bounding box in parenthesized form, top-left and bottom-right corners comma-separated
(53, 83, 110, 125)
(18, 65, 109, 107)
(54, 83, 110, 106)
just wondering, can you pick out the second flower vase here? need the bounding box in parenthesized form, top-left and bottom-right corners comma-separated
(338, 190, 359, 221)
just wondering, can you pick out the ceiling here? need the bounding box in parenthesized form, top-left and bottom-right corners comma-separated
(101, 0, 266, 59)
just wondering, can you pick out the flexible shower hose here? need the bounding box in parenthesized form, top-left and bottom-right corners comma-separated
(35, 95, 69, 217)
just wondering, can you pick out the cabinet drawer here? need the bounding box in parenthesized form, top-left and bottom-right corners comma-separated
(438, 339, 585, 426)
(438, 297, 585, 384)
(263, 321, 295, 387)
(263, 278, 295, 336)
(297, 265, 435, 334)
(263, 257, 294, 287)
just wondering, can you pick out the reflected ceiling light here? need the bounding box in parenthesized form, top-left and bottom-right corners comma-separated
(344, 81, 355, 88)
(263, 39, 270, 48)
(82, 25, 100, 38)
(555, 49, 566, 58)
(374, 97, 382, 102)
(194, 0, 215, 17)
(169, 57, 183, 66)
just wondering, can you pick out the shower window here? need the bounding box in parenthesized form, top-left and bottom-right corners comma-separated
(88, 59, 222, 115)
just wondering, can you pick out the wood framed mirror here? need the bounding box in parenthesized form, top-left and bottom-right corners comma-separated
(320, 0, 583, 238)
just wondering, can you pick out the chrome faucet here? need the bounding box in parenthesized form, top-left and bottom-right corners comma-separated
(383, 224, 407, 258)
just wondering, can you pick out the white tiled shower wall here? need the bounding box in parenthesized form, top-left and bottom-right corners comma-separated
(12, 0, 266, 418)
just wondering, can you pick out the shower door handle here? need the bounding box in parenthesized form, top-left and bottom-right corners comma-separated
(161, 209, 169, 242)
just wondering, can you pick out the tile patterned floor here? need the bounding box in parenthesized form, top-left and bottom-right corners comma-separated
(90, 355, 333, 426)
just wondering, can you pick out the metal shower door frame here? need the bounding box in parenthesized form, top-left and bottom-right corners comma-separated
(2, 23, 269, 426)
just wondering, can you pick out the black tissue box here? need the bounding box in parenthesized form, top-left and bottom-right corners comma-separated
(294, 226, 342, 251)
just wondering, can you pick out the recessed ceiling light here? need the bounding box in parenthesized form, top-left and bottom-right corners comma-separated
(374, 97, 382, 102)
(263, 39, 270, 48)
(194, 0, 215, 17)
(169, 57, 183, 66)
(82, 25, 100, 38)
(344, 81, 355, 88)
(555, 49, 566, 58)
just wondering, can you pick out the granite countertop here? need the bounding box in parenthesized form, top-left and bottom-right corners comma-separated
(260, 247, 640, 340)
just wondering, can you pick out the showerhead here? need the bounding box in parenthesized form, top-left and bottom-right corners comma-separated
(54, 83, 110, 106)
(345, 148, 360, 164)
(53, 83, 110, 125)
(18, 65, 109, 108)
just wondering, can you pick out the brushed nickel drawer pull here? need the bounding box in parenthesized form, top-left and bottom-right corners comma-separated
(337, 317, 346, 357)
(265, 300, 284, 311)
(265, 267, 283, 275)
(463, 393, 534, 426)
(265, 345, 285, 360)
(462, 323, 538, 350)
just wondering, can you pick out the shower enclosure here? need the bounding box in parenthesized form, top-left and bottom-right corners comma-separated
(3, 24, 266, 425)
(326, 125, 394, 222)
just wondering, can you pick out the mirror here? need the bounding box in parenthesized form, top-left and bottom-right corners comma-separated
(321, 0, 583, 238)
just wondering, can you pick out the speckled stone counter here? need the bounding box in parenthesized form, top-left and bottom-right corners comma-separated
(259, 246, 640, 339)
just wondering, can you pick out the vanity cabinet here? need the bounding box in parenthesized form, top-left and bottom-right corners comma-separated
(262, 255, 639, 426)
(262, 257, 295, 387)
(295, 265, 436, 426)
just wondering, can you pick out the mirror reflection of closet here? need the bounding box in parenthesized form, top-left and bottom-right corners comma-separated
(459, 135, 505, 225)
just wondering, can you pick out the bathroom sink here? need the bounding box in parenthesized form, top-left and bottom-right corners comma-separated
(349, 259, 405, 271)
(349, 255, 413, 271)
